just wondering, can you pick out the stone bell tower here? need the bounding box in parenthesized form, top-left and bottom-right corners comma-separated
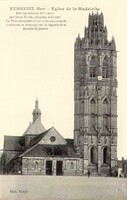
(74, 12, 118, 176)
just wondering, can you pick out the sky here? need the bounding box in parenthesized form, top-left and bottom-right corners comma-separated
(0, 0, 127, 159)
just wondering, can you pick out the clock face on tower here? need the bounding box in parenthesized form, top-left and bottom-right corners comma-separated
(97, 76, 102, 81)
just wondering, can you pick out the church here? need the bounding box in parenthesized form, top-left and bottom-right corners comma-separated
(2, 99, 83, 175)
(1, 12, 118, 176)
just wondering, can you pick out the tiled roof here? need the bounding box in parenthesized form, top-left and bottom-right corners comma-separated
(28, 128, 52, 147)
(4, 135, 24, 151)
(23, 118, 46, 135)
(6, 127, 79, 161)
(21, 144, 77, 158)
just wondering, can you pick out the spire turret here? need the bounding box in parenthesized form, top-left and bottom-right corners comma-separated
(32, 98, 41, 122)
(111, 36, 116, 49)
(75, 33, 82, 50)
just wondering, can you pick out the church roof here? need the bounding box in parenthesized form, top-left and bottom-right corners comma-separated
(27, 128, 52, 147)
(21, 126, 67, 152)
(12, 128, 76, 160)
(23, 117, 46, 136)
(21, 144, 77, 158)
(4, 135, 24, 151)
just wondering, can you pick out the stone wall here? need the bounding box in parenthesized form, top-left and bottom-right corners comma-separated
(22, 157, 45, 175)
(22, 157, 83, 176)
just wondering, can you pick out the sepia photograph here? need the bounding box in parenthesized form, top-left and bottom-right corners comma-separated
(0, 0, 127, 199)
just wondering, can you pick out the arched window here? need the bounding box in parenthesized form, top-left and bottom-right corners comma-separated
(90, 146, 97, 164)
(90, 98, 97, 131)
(90, 98, 96, 113)
(103, 98, 110, 114)
(103, 56, 110, 78)
(90, 56, 98, 65)
(103, 56, 109, 66)
(103, 98, 108, 104)
(90, 67, 96, 77)
(90, 56, 98, 78)
(103, 147, 110, 164)
(70, 162, 74, 169)
(35, 161, 38, 169)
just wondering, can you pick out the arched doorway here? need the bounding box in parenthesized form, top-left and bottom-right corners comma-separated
(103, 147, 110, 165)
(90, 146, 97, 164)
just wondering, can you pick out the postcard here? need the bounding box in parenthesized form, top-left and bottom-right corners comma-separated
(0, 0, 127, 200)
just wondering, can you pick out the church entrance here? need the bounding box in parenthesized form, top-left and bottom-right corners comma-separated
(56, 161, 63, 175)
(46, 161, 52, 175)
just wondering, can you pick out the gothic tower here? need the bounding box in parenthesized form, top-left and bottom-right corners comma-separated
(74, 13, 117, 176)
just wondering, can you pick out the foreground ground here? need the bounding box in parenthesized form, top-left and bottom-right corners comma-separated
(0, 176, 127, 200)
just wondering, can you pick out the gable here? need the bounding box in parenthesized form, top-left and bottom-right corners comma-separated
(38, 127, 67, 145)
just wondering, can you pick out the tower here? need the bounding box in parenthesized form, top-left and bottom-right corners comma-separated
(32, 98, 41, 122)
(74, 13, 117, 176)
(23, 99, 45, 148)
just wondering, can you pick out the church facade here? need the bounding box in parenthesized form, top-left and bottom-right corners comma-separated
(1, 12, 118, 176)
